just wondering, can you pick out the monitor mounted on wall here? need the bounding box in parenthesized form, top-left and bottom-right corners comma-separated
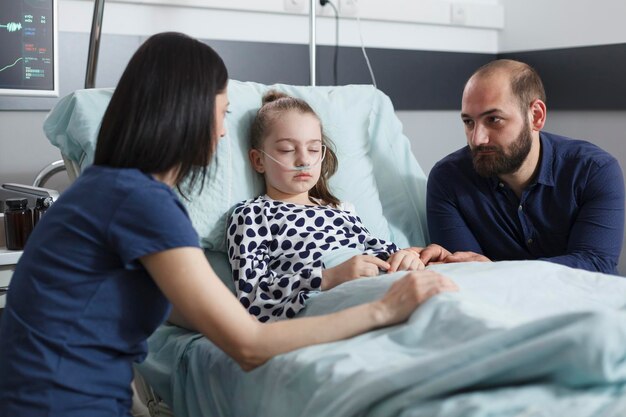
(0, 0, 58, 97)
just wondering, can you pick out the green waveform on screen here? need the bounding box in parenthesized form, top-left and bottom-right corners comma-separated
(0, 57, 23, 73)
(1, 22, 22, 32)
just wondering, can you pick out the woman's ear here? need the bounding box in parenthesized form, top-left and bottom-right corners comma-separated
(249, 149, 265, 174)
(529, 99, 547, 131)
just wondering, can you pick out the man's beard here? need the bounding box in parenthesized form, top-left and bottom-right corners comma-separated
(471, 119, 532, 178)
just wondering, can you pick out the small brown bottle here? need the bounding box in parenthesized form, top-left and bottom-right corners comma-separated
(4, 198, 33, 250)
(33, 196, 53, 227)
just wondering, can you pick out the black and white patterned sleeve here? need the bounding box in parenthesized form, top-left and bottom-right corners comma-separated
(352, 213, 399, 260)
(226, 203, 323, 322)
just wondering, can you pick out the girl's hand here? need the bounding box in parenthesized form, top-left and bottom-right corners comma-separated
(387, 249, 425, 273)
(374, 270, 459, 326)
(322, 255, 390, 290)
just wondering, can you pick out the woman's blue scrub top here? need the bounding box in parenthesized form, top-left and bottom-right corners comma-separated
(0, 165, 200, 417)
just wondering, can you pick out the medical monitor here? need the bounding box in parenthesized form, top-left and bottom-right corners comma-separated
(0, 0, 58, 97)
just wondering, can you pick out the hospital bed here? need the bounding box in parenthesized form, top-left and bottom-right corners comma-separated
(44, 81, 626, 417)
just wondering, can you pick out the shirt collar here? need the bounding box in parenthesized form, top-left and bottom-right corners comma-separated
(534, 132, 555, 187)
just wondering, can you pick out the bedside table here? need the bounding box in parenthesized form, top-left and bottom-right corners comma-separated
(0, 247, 22, 309)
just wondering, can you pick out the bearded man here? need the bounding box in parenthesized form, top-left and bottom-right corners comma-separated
(421, 59, 624, 274)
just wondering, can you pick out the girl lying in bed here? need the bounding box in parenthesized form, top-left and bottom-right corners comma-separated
(227, 91, 426, 322)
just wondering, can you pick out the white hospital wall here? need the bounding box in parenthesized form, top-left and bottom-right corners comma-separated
(396, 111, 464, 175)
(498, 0, 626, 53)
(0, 0, 498, 186)
(60, 0, 500, 53)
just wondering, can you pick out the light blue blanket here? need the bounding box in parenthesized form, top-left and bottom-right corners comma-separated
(136, 261, 626, 417)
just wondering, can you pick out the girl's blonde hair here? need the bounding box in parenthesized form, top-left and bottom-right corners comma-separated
(250, 90, 340, 207)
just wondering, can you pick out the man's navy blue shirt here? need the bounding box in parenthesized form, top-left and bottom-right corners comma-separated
(427, 131, 625, 275)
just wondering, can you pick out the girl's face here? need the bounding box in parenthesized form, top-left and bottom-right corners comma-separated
(250, 110, 324, 204)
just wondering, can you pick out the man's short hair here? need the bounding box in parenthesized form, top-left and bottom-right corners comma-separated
(469, 59, 546, 113)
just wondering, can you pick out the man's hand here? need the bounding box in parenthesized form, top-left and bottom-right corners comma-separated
(443, 251, 491, 263)
(387, 249, 425, 273)
(409, 244, 491, 265)
(409, 244, 451, 265)
(322, 255, 390, 290)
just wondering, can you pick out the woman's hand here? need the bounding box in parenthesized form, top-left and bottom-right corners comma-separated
(322, 255, 390, 290)
(387, 249, 425, 273)
(144, 248, 459, 372)
(374, 270, 459, 326)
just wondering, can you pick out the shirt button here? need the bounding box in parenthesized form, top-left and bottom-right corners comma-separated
(499, 182, 504, 188)
(518, 205, 523, 212)
(527, 238, 533, 245)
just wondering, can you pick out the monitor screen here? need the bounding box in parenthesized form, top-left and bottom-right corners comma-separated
(0, 0, 58, 97)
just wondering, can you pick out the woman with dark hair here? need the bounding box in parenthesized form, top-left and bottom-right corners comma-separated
(0, 32, 457, 417)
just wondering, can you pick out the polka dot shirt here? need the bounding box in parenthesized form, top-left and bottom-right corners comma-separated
(226, 195, 399, 322)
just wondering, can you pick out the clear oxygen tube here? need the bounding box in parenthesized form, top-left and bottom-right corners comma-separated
(260, 145, 326, 171)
